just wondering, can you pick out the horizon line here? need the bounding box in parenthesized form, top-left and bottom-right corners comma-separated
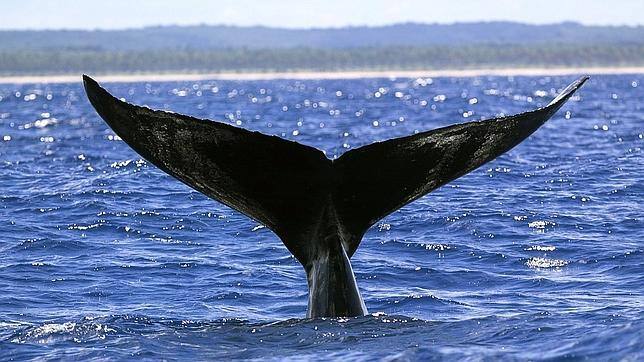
(2, 20, 643, 32)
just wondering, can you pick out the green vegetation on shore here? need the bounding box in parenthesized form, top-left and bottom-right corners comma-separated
(2, 22, 643, 75)
(2, 44, 643, 76)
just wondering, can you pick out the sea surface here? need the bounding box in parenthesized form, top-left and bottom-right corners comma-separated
(0, 74, 642, 361)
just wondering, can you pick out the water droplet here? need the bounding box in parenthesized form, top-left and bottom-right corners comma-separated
(534, 90, 548, 97)
(433, 94, 446, 102)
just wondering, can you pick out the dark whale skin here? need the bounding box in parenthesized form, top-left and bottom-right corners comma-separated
(83, 75, 588, 318)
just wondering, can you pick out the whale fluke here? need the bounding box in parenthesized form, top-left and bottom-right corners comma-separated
(335, 76, 588, 257)
(83, 74, 588, 318)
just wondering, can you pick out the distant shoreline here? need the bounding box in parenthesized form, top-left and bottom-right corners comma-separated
(1, 66, 643, 84)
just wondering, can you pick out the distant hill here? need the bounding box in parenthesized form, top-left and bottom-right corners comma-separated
(1, 22, 643, 75)
(2, 22, 643, 51)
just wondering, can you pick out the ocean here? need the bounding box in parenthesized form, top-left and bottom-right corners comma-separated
(0, 74, 642, 360)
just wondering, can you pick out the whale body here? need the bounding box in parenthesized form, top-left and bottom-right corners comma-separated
(83, 75, 588, 318)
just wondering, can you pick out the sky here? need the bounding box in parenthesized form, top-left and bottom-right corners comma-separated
(1, 0, 643, 30)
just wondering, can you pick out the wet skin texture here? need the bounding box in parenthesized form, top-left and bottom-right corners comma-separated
(83, 75, 588, 318)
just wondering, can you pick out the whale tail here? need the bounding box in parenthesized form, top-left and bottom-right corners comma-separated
(83, 75, 587, 316)
(83, 75, 587, 262)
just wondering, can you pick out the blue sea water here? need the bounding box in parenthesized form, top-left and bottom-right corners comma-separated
(0, 74, 642, 361)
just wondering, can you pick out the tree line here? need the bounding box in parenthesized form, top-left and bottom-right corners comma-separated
(1, 44, 642, 75)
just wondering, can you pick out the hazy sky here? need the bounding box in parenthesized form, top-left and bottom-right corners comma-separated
(2, 0, 643, 30)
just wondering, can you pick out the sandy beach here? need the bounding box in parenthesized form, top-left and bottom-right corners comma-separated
(1, 66, 643, 84)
